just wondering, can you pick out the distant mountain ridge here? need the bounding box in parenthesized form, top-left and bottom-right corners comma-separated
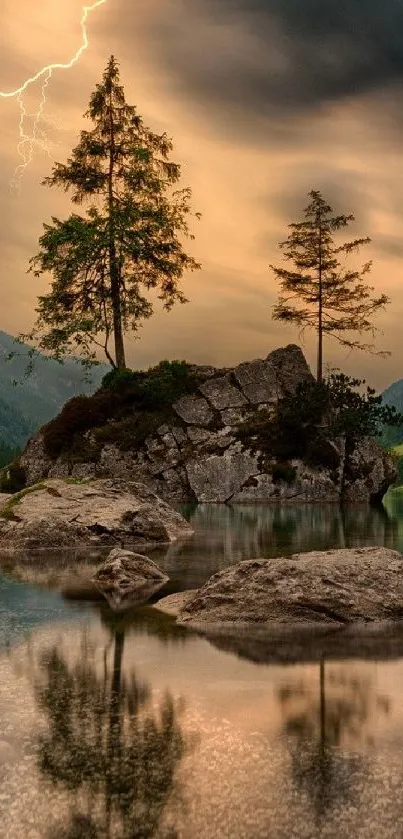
(381, 377, 403, 448)
(0, 331, 109, 448)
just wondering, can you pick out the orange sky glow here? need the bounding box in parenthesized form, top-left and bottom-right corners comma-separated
(1, 0, 402, 389)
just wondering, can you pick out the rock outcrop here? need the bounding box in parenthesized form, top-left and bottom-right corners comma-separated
(93, 547, 169, 611)
(157, 547, 403, 625)
(0, 478, 193, 551)
(15, 344, 396, 505)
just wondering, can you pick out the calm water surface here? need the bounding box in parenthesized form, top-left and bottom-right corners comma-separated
(2, 493, 403, 838)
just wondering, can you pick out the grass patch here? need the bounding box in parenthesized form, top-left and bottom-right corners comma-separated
(0, 482, 47, 520)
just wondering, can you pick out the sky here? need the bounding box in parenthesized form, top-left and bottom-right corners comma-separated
(1, 0, 403, 389)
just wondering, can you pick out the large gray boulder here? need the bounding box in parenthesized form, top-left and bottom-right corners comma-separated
(170, 547, 403, 625)
(93, 548, 169, 611)
(0, 478, 193, 551)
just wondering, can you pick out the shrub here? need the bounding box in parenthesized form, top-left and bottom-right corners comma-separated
(94, 412, 163, 451)
(101, 367, 140, 390)
(238, 373, 401, 468)
(42, 394, 114, 459)
(43, 359, 198, 460)
(136, 360, 199, 409)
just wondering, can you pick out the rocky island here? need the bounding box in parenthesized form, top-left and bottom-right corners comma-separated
(3, 344, 396, 506)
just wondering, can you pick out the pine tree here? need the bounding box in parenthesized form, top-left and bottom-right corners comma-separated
(270, 190, 389, 381)
(27, 56, 201, 369)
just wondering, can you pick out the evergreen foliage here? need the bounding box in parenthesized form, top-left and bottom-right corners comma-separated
(26, 56, 201, 369)
(271, 190, 389, 381)
(239, 374, 403, 465)
(0, 442, 20, 469)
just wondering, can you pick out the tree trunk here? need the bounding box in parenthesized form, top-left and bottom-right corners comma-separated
(110, 245, 126, 369)
(105, 630, 125, 836)
(108, 88, 126, 369)
(317, 216, 323, 382)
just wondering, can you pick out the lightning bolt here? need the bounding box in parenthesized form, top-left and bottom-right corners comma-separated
(0, 0, 108, 192)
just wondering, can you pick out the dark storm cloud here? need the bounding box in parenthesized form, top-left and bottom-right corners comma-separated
(137, 0, 403, 126)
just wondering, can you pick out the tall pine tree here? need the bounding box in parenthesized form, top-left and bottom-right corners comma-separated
(271, 190, 388, 381)
(28, 56, 201, 369)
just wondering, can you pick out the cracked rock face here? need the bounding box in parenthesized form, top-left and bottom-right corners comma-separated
(93, 547, 169, 611)
(173, 394, 214, 425)
(233, 359, 279, 404)
(186, 450, 260, 503)
(176, 547, 403, 625)
(199, 374, 248, 410)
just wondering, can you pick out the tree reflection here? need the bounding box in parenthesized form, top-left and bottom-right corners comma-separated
(35, 624, 185, 839)
(277, 663, 390, 825)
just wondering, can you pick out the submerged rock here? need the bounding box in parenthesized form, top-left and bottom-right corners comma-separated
(0, 478, 193, 551)
(93, 547, 169, 611)
(157, 547, 403, 626)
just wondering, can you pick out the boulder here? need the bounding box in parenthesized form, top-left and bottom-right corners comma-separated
(199, 374, 247, 410)
(233, 359, 279, 404)
(93, 548, 169, 611)
(267, 344, 314, 393)
(0, 478, 193, 551)
(173, 394, 214, 426)
(173, 547, 403, 625)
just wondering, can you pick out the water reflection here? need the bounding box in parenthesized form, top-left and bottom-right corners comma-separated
(154, 500, 401, 590)
(2, 494, 403, 600)
(277, 663, 390, 827)
(35, 617, 186, 839)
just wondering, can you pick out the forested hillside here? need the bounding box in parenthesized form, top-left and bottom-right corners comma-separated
(0, 331, 108, 453)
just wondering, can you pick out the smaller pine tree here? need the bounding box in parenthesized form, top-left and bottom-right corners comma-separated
(270, 190, 389, 381)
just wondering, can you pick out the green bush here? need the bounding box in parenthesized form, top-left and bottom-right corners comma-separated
(136, 360, 199, 409)
(42, 394, 114, 459)
(238, 373, 401, 467)
(43, 359, 198, 460)
(101, 367, 141, 390)
(94, 412, 163, 451)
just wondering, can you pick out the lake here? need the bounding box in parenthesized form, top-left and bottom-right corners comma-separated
(2, 492, 403, 838)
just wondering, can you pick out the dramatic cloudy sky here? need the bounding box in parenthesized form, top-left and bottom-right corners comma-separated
(1, 0, 403, 388)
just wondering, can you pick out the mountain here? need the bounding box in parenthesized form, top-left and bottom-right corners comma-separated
(0, 331, 109, 449)
(380, 377, 403, 449)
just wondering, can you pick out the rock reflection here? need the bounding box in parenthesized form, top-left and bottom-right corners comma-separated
(35, 619, 185, 839)
(155, 501, 400, 590)
(277, 663, 391, 824)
